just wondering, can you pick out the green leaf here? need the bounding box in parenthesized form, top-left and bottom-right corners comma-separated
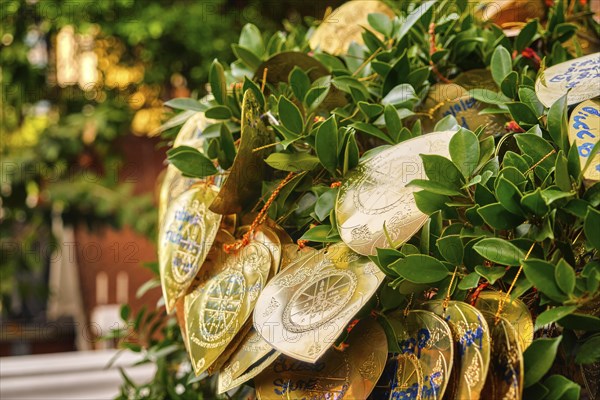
(495, 177, 524, 216)
(558, 313, 600, 331)
(523, 336, 562, 387)
(164, 98, 206, 112)
(436, 235, 464, 265)
(205, 105, 232, 120)
(521, 188, 550, 216)
(555, 259, 575, 295)
(120, 304, 130, 321)
(506, 102, 539, 127)
(500, 71, 519, 99)
(384, 104, 401, 139)
(490, 46, 512, 86)
(300, 225, 338, 242)
(421, 154, 463, 188)
(360, 102, 384, 119)
(515, 19, 538, 52)
(209, 59, 227, 105)
(351, 122, 393, 144)
(218, 123, 236, 169)
(543, 375, 581, 400)
(458, 272, 480, 290)
(315, 116, 338, 176)
(232, 44, 261, 70)
(478, 203, 525, 230)
(368, 12, 392, 36)
(243, 76, 265, 108)
(473, 238, 526, 266)
(315, 189, 337, 222)
(264, 153, 319, 172)
(475, 265, 506, 284)
(167, 145, 217, 178)
(278, 96, 304, 134)
(547, 94, 569, 151)
(408, 179, 463, 196)
(584, 206, 600, 251)
(381, 84, 418, 107)
(414, 191, 451, 215)
(449, 129, 480, 178)
(343, 131, 359, 176)
(518, 87, 544, 115)
(377, 314, 402, 353)
(522, 259, 568, 303)
(575, 334, 600, 365)
(289, 66, 311, 102)
(239, 24, 264, 57)
(535, 306, 577, 329)
(555, 151, 571, 192)
(390, 254, 449, 283)
(515, 134, 557, 172)
(397, 0, 436, 40)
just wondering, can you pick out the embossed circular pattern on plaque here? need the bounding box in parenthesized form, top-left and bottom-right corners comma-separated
(336, 130, 455, 256)
(283, 269, 358, 333)
(200, 271, 246, 342)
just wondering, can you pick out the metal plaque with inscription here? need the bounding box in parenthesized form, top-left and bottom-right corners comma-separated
(422, 300, 491, 400)
(569, 99, 600, 186)
(336, 130, 455, 256)
(253, 243, 384, 363)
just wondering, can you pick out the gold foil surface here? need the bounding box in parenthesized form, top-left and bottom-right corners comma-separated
(422, 300, 491, 400)
(388, 310, 454, 399)
(254, 318, 387, 399)
(159, 185, 223, 313)
(184, 241, 272, 375)
(336, 130, 455, 256)
(453, 69, 497, 91)
(569, 99, 600, 186)
(480, 310, 524, 400)
(309, 1, 395, 55)
(209, 90, 274, 215)
(253, 243, 385, 362)
(473, 291, 533, 351)
(535, 52, 600, 107)
(431, 95, 508, 138)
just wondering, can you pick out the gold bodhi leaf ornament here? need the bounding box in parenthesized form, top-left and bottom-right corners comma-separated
(336, 130, 456, 256)
(159, 185, 222, 313)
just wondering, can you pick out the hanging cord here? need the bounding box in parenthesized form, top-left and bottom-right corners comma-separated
(442, 267, 458, 316)
(429, 22, 451, 83)
(495, 242, 536, 324)
(224, 172, 297, 253)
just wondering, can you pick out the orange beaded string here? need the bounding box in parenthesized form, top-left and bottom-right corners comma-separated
(223, 172, 297, 253)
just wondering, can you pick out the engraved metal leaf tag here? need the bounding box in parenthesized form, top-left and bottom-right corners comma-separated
(184, 242, 272, 376)
(453, 69, 497, 91)
(569, 99, 600, 186)
(159, 185, 223, 313)
(254, 318, 387, 399)
(217, 243, 320, 394)
(309, 1, 394, 55)
(209, 90, 274, 215)
(473, 291, 533, 351)
(253, 243, 385, 363)
(336, 130, 456, 256)
(388, 310, 454, 399)
(422, 300, 491, 400)
(535, 52, 600, 107)
(480, 310, 524, 400)
(430, 95, 507, 138)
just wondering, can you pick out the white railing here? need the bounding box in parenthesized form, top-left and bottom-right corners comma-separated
(0, 350, 155, 400)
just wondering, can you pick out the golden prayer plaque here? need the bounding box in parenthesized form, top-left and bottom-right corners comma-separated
(422, 300, 491, 400)
(237, 225, 283, 279)
(253, 243, 385, 363)
(480, 310, 524, 400)
(309, 1, 395, 55)
(569, 99, 600, 186)
(254, 52, 329, 86)
(336, 130, 455, 256)
(184, 241, 272, 376)
(473, 291, 533, 351)
(159, 185, 222, 313)
(210, 90, 274, 215)
(431, 95, 508, 138)
(172, 111, 213, 147)
(453, 69, 497, 91)
(217, 243, 320, 393)
(388, 310, 454, 399)
(535, 53, 600, 107)
(254, 318, 387, 399)
(389, 353, 425, 400)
